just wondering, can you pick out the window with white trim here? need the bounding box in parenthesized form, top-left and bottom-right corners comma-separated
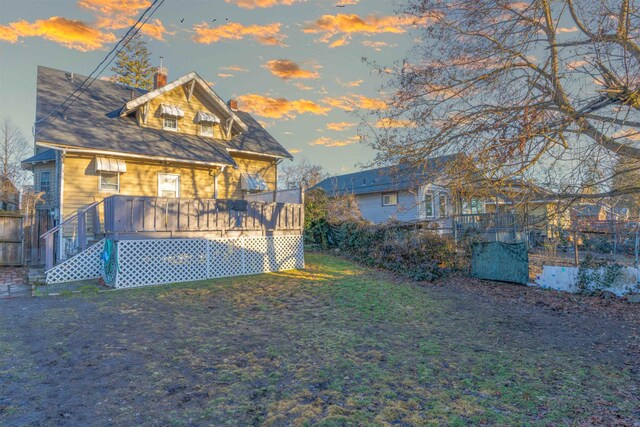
(163, 116, 178, 131)
(424, 192, 435, 218)
(438, 192, 447, 218)
(200, 122, 213, 137)
(99, 172, 119, 192)
(39, 170, 50, 194)
(158, 173, 180, 198)
(382, 192, 398, 206)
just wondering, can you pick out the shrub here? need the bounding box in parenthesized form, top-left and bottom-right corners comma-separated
(576, 254, 624, 295)
(332, 221, 456, 281)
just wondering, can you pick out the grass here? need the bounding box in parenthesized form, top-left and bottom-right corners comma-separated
(0, 252, 637, 426)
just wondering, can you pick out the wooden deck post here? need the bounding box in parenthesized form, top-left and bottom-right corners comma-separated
(45, 233, 54, 270)
(78, 211, 86, 251)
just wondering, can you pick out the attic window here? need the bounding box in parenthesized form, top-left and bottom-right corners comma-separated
(163, 117, 178, 131)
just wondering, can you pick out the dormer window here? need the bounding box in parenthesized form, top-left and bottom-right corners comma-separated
(200, 122, 213, 137)
(163, 117, 178, 131)
(160, 104, 184, 132)
(195, 111, 220, 138)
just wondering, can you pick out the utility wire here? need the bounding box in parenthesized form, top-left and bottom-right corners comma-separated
(34, 0, 164, 129)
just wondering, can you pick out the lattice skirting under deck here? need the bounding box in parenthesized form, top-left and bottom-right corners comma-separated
(46, 236, 304, 288)
(46, 239, 105, 285)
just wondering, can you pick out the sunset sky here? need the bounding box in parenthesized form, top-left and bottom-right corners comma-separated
(0, 0, 420, 175)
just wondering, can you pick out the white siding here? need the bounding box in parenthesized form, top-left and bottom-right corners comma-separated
(356, 190, 420, 224)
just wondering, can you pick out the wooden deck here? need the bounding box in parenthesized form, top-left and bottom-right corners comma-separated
(103, 195, 304, 239)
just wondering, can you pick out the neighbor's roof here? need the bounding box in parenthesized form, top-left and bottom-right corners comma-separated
(314, 154, 459, 196)
(33, 66, 292, 166)
(22, 149, 56, 164)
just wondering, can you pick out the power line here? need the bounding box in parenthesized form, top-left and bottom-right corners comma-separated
(34, 0, 165, 129)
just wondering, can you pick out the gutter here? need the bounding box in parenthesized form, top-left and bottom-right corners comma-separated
(36, 142, 234, 169)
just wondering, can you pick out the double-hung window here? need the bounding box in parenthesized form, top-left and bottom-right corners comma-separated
(200, 122, 213, 137)
(163, 116, 178, 131)
(39, 171, 50, 194)
(99, 172, 119, 192)
(438, 192, 448, 218)
(424, 192, 435, 218)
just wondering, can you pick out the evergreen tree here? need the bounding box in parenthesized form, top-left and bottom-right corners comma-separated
(110, 34, 157, 91)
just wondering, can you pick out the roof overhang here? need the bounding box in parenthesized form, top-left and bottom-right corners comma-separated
(120, 72, 248, 132)
(36, 141, 233, 168)
(226, 148, 291, 160)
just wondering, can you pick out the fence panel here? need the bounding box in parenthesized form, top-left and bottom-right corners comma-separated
(0, 214, 23, 266)
(472, 241, 529, 285)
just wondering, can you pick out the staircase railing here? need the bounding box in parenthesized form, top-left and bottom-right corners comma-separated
(41, 200, 104, 270)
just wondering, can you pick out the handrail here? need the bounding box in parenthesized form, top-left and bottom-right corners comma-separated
(40, 199, 104, 239)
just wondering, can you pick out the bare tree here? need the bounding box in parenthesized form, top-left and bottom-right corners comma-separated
(370, 0, 640, 199)
(279, 158, 329, 190)
(0, 116, 31, 189)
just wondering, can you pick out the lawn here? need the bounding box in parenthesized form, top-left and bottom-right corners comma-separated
(1, 253, 638, 426)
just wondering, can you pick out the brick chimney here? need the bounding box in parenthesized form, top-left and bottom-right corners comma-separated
(154, 67, 168, 90)
(228, 99, 238, 111)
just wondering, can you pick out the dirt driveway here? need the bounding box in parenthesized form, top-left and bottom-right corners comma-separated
(1, 253, 638, 426)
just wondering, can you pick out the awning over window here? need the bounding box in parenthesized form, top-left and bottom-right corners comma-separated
(194, 111, 220, 124)
(160, 104, 184, 118)
(95, 157, 127, 173)
(240, 173, 269, 192)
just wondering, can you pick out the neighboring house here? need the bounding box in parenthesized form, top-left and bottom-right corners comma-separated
(22, 66, 293, 262)
(313, 154, 458, 226)
(0, 176, 19, 211)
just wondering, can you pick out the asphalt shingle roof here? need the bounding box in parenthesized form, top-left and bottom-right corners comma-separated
(22, 149, 56, 164)
(314, 154, 459, 196)
(33, 66, 291, 166)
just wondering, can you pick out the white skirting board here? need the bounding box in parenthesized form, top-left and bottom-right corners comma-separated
(106, 235, 304, 289)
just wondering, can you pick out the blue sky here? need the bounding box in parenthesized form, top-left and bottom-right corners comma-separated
(0, 0, 418, 175)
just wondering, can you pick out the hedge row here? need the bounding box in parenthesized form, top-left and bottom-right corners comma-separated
(319, 221, 457, 281)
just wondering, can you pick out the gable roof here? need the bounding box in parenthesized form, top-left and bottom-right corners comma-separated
(314, 154, 459, 196)
(33, 66, 292, 166)
(119, 71, 248, 132)
(22, 149, 56, 165)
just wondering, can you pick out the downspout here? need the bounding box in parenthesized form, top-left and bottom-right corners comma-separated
(58, 150, 66, 261)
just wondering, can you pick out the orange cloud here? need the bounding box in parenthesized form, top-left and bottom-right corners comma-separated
(218, 73, 234, 78)
(78, 0, 171, 40)
(219, 65, 249, 72)
(375, 118, 415, 128)
(264, 59, 319, 80)
(327, 121, 356, 131)
(237, 94, 331, 119)
(0, 16, 116, 51)
(193, 22, 287, 46)
(303, 13, 426, 46)
(337, 78, 363, 88)
(310, 136, 360, 147)
(289, 148, 302, 154)
(293, 82, 313, 90)
(323, 94, 387, 111)
(225, 0, 303, 9)
(362, 40, 396, 51)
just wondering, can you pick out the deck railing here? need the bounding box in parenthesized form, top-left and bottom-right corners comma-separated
(103, 195, 304, 236)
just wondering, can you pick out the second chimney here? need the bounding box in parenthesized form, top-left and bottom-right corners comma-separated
(154, 67, 168, 89)
(228, 99, 238, 111)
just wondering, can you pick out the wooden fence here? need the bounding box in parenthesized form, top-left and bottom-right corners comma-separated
(103, 195, 304, 238)
(0, 212, 23, 266)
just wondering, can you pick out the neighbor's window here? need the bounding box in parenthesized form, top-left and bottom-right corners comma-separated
(424, 192, 435, 218)
(163, 116, 178, 131)
(99, 172, 119, 191)
(200, 122, 213, 137)
(382, 192, 398, 206)
(39, 171, 50, 193)
(438, 192, 447, 218)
